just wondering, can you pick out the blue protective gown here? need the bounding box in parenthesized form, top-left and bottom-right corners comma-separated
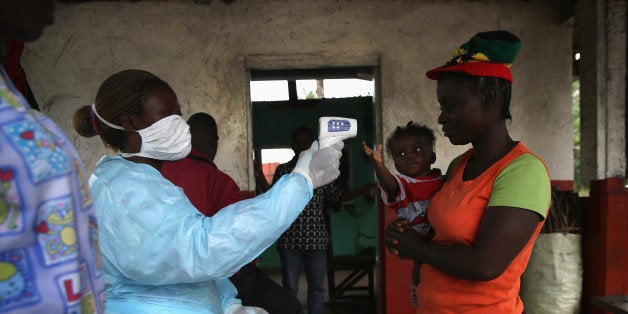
(88, 155, 313, 313)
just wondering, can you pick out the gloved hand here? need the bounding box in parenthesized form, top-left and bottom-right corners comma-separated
(292, 138, 343, 188)
(225, 303, 269, 314)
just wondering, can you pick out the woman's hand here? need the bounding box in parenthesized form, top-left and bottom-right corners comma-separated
(383, 219, 423, 260)
(385, 206, 543, 281)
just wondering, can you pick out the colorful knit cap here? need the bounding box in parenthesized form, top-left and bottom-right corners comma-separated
(426, 30, 521, 82)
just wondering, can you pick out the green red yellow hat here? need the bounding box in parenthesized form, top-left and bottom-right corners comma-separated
(426, 30, 521, 82)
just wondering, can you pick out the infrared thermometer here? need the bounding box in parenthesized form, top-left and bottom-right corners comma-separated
(318, 116, 358, 148)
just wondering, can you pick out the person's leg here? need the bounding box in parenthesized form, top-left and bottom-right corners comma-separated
(230, 262, 302, 314)
(303, 249, 327, 314)
(229, 263, 256, 302)
(279, 248, 304, 298)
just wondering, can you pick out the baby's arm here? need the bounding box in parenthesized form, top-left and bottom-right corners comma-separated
(362, 141, 400, 198)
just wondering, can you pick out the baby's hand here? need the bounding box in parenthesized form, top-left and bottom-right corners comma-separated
(362, 141, 383, 165)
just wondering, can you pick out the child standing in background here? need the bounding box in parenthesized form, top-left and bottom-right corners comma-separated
(362, 121, 444, 305)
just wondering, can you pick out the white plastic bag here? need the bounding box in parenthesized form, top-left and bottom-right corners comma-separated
(520, 233, 583, 314)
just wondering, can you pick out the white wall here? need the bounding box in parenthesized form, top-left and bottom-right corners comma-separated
(21, 0, 574, 189)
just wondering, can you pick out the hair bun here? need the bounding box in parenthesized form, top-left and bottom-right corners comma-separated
(72, 105, 98, 138)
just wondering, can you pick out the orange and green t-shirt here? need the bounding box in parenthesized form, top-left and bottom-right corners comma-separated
(416, 142, 550, 314)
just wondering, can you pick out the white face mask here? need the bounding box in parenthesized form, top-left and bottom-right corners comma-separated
(119, 115, 192, 161)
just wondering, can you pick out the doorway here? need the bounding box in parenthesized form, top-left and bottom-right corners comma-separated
(249, 67, 379, 311)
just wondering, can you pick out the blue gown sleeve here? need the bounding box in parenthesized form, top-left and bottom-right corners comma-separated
(91, 158, 312, 286)
(216, 278, 240, 311)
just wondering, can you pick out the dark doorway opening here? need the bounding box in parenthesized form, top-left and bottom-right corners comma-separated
(250, 67, 379, 312)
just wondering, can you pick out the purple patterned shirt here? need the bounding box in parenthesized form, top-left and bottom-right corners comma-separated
(0, 69, 104, 313)
(272, 157, 342, 250)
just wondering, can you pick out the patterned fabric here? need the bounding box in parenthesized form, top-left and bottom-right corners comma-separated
(0, 68, 104, 313)
(380, 170, 444, 236)
(273, 158, 342, 250)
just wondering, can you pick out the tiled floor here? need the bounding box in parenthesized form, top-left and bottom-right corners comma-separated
(265, 268, 377, 314)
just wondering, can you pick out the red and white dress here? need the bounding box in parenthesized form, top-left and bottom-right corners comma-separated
(380, 169, 444, 235)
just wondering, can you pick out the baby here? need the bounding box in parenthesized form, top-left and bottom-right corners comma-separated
(363, 121, 444, 305)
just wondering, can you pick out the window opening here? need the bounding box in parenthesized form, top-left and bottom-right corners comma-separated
(258, 148, 294, 184)
(250, 80, 288, 101)
(250, 67, 374, 102)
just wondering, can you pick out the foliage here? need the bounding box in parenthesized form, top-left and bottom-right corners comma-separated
(572, 80, 581, 189)
(301, 88, 316, 99)
(572, 80, 588, 194)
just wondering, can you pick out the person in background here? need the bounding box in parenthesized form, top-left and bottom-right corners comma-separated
(362, 121, 444, 305)
(161, 112, 302, 314)
(272, 126, 340, 314)
(161, 113, 240, 216)
(0, 1, 105, 313)
(73, 69, 343, 313)
(253, 126, 375, 313)
(384, 30, 551, 313)
(261, 126, 372, 314)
